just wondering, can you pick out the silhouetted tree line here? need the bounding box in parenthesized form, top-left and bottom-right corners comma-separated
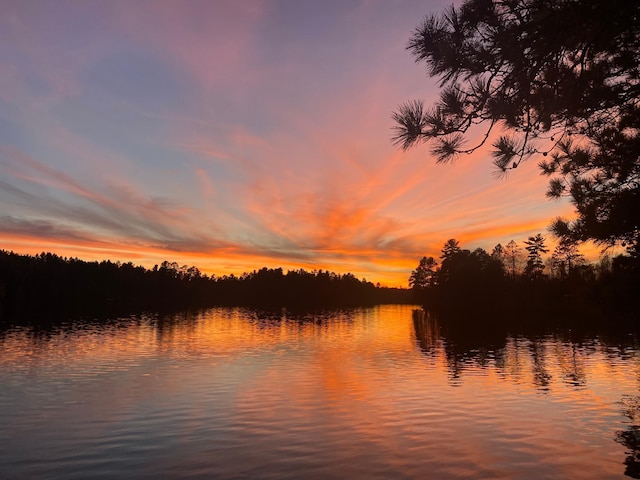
(409, 235, 640, 324)
(0, 251, 411, 323)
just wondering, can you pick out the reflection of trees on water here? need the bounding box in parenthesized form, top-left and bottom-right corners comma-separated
(411, 309, 637, 393)
(555, 341, 587, 388)
(413, 309, 510, 382)
(412, 309, 507, 382)
(413, 309, 640, 479)
(530, 339, 551, 391)
(616, 396, 640, 479)
(504, 336, 524, 381)
(412, 309, 440, 357)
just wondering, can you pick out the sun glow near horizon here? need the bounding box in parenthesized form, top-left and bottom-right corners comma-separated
(0, 0, 594, 288)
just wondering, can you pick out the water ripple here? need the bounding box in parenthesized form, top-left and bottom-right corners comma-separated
(0, 306, 638, 479)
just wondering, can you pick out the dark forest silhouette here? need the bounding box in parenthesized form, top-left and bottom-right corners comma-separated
(408, 235, 640, 325)
(0, 250, 411, 323)
(394, 0, 640, 329)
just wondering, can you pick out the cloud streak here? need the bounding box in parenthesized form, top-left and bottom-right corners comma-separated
(0, 0, 582, 286)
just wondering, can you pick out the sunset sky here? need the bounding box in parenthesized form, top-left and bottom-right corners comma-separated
(0, 0, 583, 286)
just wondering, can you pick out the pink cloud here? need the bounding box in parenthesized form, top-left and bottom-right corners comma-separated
(0, 1, 601, 287)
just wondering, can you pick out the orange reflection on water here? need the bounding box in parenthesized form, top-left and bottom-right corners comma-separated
(1, 306, 639, 479)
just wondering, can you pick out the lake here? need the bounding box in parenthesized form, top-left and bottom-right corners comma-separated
(1, 304, 639, 479)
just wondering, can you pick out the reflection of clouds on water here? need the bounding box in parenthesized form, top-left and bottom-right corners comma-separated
(1, 306, 640, 479)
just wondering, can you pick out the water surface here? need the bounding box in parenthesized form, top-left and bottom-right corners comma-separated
(1, 305, 639, 479)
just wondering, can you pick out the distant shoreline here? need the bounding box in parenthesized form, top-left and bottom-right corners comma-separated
(0, 250, 412, 325)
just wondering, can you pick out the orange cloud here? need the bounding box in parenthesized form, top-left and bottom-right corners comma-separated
(0, 1, 605, 289)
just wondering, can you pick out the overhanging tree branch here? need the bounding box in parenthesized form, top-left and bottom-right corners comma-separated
(392, 0, 640, 250)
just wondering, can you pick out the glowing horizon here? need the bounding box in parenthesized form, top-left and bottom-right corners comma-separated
(0, 1, 599, 287)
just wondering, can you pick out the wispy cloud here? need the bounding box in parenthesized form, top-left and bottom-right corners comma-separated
(0, 0, 584, 286)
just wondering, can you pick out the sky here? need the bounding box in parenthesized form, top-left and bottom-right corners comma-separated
(0, 0, 582, 287)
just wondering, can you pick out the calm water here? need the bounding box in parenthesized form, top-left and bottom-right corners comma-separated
(1, 305, 640, 479)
